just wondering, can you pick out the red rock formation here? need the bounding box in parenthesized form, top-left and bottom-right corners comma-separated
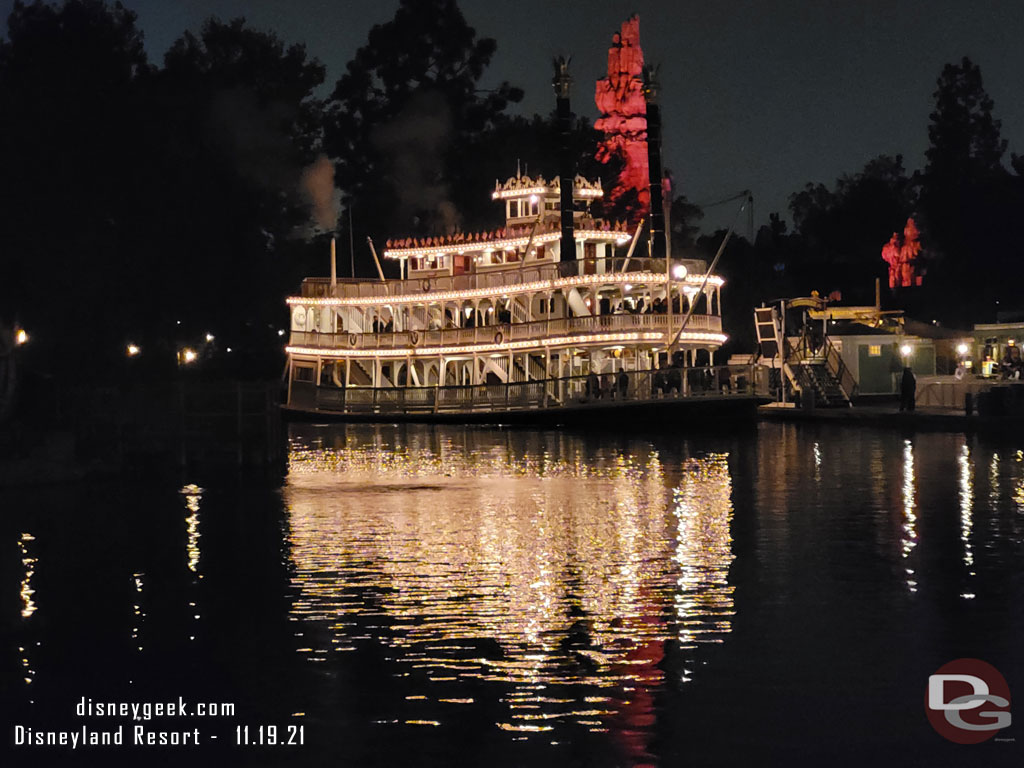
(881, 217, 925, 288)
(595, 16, 649, 224)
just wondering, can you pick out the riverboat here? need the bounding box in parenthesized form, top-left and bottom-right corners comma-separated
(284, 55, 765, 425)
(283, 171, 766, 424)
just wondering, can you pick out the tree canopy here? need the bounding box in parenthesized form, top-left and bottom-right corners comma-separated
(324, 0, 523, 245)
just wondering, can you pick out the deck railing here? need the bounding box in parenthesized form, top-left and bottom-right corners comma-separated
(291, 365, 769, 415)
(289, 312, 723, 351)
(300, 257, 710, 300)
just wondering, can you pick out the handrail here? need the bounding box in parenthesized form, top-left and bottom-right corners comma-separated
(289, 313, 723, 351)
(301, 364, 770, 415)
(299, 256, 712, 300)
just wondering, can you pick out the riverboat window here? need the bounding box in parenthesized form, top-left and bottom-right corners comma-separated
(868, 345, 881, 357)
(293, 365, 314, 383)
(508, 200, 520, 218)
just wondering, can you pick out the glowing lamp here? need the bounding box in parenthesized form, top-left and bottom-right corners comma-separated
(956, 343, 969, 356)
(181, 348, 197, 364)
(126, 343, 140, 357)
(15, 328, 28, 345)
(1009, 339, 1016, 347)
(205, 333, 215, 342)
(900, 344, 912, 357)
(624, 284, 633, 292)
(277, 329, 286, 337)
(671, 264, 688, 280)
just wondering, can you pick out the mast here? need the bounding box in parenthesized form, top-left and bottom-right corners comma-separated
(642, 65, 666, 261)
(553, 57, 576, 261)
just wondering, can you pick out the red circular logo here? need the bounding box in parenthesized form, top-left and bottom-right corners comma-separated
(926, 658, 1012, 744)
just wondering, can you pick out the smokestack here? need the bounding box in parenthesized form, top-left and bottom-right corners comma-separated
(553, 57, 576, 261)
(643, 65, 666, 261)
(330, 237, 337, 288)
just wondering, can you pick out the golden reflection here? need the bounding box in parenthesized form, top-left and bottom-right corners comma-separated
(180, 484, 202, 573)
(132, 572, 145, 648)
(959, 445, 976, 597)
(19, 532, 37, 619)
(1015, 451, 1024, 515)
(990, 452, 1000, 505)
(901, 440, 918, 593)
(284, 431, 734, 746)
(673, 454, 735, 654)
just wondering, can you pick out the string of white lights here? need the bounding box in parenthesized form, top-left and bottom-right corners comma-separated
(287, 270, 725, 308)
(286, 330, 728, 359)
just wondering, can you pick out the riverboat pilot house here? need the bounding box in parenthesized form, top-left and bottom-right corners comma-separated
(284, 171, 733, 420)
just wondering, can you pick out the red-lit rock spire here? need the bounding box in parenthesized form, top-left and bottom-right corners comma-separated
(881, 217, 925, 288)
(594, 15, 649, 225)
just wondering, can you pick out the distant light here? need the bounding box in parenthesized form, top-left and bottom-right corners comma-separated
(176, 320, 181, 326)
(671, 264, 687, 280)
(15, 329, 28, 345)
(624, 283, 633, 292)
(1009, 339, 1016, 347)
(205, 333, 215, 342)
(529, 194, 539, 204)
(277, 329, 285, 337)
(226, 347, 232, 353)
(900, 344, 912, 357)
(180, 348, 197, 365)
(126, 343, 140, 357)
(956, 343, 969, 356)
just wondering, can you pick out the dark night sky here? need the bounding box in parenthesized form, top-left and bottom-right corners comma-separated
(3, 0, 1022, 233)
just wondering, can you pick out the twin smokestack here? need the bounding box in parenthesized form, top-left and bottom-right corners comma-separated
(552, 57, 575, 263)
(552, 58, 667, 261)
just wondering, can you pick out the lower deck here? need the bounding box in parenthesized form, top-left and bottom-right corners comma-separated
(284, 365, 769, 424)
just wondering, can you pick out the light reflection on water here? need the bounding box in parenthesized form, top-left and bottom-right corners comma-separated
(284, 429, 734, 747)
(6, 424, 1024, 767)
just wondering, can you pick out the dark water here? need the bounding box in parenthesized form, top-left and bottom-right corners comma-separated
(2, 423, 1022, 767)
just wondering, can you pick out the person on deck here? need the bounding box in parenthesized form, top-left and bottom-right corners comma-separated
(899, 367, 916, 412)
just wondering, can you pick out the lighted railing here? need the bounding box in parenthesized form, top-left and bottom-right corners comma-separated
(299, 257, 710, 300)
(288, 312, 723, 351)
(292, 365, 769, 416)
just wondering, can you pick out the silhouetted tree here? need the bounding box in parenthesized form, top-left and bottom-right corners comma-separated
(324, 0, 522, 252)
(918, 57, 1023, 323)
(788, 154, 916, 303)
(0, 0, 150, 370)
(924, 57, 1006, 184)
(147, 17, 326, 345)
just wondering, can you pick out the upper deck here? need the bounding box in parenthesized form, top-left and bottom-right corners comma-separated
(290, 256, 721, 306)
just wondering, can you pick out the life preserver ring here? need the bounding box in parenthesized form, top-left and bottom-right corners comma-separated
(348, 333, 357, 347)
(410, 331, 420, 346)
(494, 331, 504, 345)
(421, 279, 431, 292)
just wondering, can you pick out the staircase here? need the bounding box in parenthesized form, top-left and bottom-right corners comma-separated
(754, 306, 854, 407)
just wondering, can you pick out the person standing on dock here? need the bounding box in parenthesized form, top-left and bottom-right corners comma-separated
(900, 367, 916, 412)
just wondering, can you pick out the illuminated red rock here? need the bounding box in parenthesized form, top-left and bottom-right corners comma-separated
(881, 217, 925, 288)
(595, 15, 649, 224)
